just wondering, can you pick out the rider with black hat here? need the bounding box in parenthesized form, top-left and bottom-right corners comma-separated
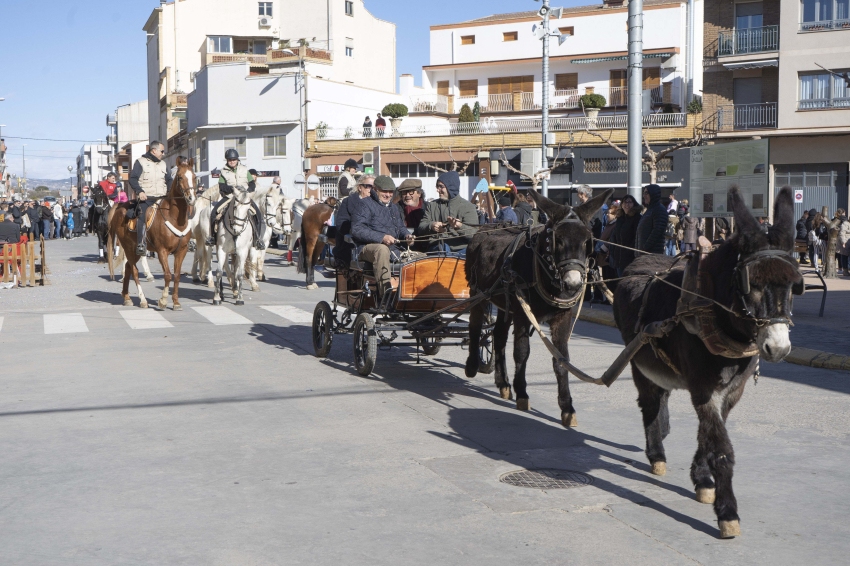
(337, 158, 360, 198)
(206, 149, 266, 250)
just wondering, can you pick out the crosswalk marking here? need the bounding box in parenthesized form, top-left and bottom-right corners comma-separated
(120, 310, 174, 330)
(0, 317, 3, 333)
(191, 306, 252, 326)
(260, 305, 314, 324)
(44, 313, 89, 335)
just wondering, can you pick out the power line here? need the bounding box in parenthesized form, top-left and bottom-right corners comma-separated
(2, 135, 105, 142)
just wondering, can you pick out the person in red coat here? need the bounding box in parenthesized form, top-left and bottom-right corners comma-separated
(98, 172, 120, 202)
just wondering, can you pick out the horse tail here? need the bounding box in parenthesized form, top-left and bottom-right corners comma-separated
(295, 227, 307, 274)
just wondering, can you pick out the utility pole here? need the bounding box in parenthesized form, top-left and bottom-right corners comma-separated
(22, 144, 27, 197)
(541, 0, 551, 198)
(627, 0, 644, 201)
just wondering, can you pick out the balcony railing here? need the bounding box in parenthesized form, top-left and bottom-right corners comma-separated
(798, 97, 850, 110)
(799, 18, 850, 32)
(314, 113, 687, 141)
(718, 26, 779, 56)
(267, 45, 333, 65)
(410, 94, 449, 114)
(203, 52, 268, 67)
(717, 103, 777, 131)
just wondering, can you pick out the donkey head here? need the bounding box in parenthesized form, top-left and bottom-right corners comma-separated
(528, 189, 613, 298)
(729, 185, 802, 362)
(174, 157, 197, 206)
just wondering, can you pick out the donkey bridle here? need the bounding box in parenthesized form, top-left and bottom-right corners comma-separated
(732, 248, 801, 328)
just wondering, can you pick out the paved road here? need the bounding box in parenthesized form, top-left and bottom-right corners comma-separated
(2, 237, 849, 564)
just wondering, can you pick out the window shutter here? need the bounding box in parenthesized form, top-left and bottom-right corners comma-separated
(555, 73, 578, 91)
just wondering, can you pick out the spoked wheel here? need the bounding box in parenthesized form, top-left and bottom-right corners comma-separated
(420, 336, 442, 356)
(312, 301, 334, 358)
(478, 312, 495, 374)
(353, 313, 378, 376)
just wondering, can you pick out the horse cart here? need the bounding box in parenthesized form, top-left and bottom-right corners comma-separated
(311, 250, 495, 376)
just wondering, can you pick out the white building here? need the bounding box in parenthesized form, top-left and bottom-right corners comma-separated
(143, 0, 397, 145)
(76, 145, 113, 193)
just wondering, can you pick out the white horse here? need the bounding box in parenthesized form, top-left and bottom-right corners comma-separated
(245, 186, 287, 290)
(190, 185, 220, 288)
(212, 186, 254, 306)
(284, 197, 313, 264)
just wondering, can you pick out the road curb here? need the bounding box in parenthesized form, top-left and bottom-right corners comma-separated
(577, 309, 850, 372)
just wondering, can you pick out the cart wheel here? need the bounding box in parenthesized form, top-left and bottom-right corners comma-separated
(312, 301, 334, 358)
(478, 313, 495, 374)
(421, 336, 442, 356)
(353, 313, 378, 376)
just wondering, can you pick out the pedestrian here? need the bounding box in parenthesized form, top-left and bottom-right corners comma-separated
(757, 216, 771, 234)
(64, 208, 75, 239)
(375, 113, 386, 138)
(836, 208, 850, 276)
(52, 201, 63, 240)
(667, 191, 679, 214)
(593, 201, 620, 301)
(680, 211, 700, 253)
(362, 116, 372, 138)
(807, 209, 826, 271)
(514, 194, 533, 226)
(40, 200, 54, 239)
(635, 184, 668, 255)
(27, 201, 40, 240)
(71, 201, 83, 238)
(677, 198, 689, 219)
(79, 200, 90, 235)
(796, 210, 810, 264)
(664, 213, 679, 256)
(495, 196, 518, 224)
(610, 194, 642, 276)
(576, 185, 603, 238)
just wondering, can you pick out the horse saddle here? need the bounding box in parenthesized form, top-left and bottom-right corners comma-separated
(127, 202, 160, 233)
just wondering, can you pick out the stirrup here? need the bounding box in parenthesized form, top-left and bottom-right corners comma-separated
(254, 240, 266, 250)
(135, 243, 147, 256)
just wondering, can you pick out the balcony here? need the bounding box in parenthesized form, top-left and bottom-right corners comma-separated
(799, 18, 850, 32)
(267, 44, 333, 66)
(106, 114, 116, 126)
(717, 102, 777, 131)
(160, 92, 188, 109)
(718, 26, 779, 56)
(202, 52, 268, 68)
(106, 134, 117, 145)
(410, 94, 449, 114)
(798, 96, 850, 110)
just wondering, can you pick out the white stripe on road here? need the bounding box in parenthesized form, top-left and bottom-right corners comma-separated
(0, 317, 3, 332)
(260, 305, 314, 324)
(191, 306, 252, 326)
(44, 313, 89, 335)
(120, 310, 174, 330)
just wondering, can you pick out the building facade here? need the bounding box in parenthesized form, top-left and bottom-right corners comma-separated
(76, 145, 113, 195)
(702, 0, 850, 217)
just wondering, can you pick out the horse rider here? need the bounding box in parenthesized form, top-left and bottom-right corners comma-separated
(350, 175, 413, 298)
(128, 141, 172, 256)
(337, 158, 360, 198)
(418, 170, 479, 256)
(205, 149, 266, 250)
(98, 172, 120, 205)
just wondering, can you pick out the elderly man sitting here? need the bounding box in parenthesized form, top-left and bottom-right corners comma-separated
(351, 175, 414, 297)
(418, 171, 479, 256)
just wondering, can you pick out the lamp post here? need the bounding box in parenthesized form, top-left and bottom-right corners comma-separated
(283, 47, 307, 172)
(627, 0, 644, 201)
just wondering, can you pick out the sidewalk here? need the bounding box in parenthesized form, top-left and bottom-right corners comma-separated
(579, 270, 850, 371)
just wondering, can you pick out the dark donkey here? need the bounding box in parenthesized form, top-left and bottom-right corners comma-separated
(613, 186, 802, 538)
(465, 189, 612, 423)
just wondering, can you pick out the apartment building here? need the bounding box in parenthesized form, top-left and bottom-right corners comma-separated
(105, 101, 151, 188)
(702, 0, 850, 215)
(143, 0, 396, 146)
(75, 145, 113, 194)
(308, 0, 704, 202)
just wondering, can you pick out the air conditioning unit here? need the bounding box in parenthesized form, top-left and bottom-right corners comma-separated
(362, 151, 374, 166)
(258, 16, 271, 28)
(520, 148, 542, 179)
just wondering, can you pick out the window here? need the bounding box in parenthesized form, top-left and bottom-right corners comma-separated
(264, 135, 287, 157)
(253, 40, 267, 55)
(559, 26, 575, 36)
(488, 76, 533, 94)
(345, 38, 353, 57)
(799, 70, 850, 109)
(801, 0, 849, 29)
(201, 138, 208, 165)
(437, 81, 450, 96)
(503, 31, 518, 41)
(643, 67, 661, 90)
(775, 163, 848, 189)
(584, 157, 672, 173)
(259, 2, 272, 16)
(609, 70, 627, 105)
(224, 136, 246, 158)
(458, 80, 478, 97)
(461, 35, 475, 45)
(345, 1, 354, 16)
(555, 73, 578, 91)
(208, 36, 232, 54)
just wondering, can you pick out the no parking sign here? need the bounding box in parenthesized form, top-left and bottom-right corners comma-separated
(794, 189, 804, 204)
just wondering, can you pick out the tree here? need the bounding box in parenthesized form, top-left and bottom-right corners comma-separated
(498, 138, 569, 192)
(409, 142, 482, 175)
(458, 103, 475, 123)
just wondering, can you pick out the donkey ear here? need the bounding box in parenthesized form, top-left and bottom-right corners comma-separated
(528, 189, 570, 222)
(575, 189, 614, 226)
(768, 186, 795, 251)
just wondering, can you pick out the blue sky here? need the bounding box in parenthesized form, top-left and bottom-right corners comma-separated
(1, 0, 585, 180)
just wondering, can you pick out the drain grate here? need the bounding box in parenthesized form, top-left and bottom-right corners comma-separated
(499, 469, 593, 490)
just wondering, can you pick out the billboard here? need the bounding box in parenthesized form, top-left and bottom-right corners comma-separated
(689, 139, 769, 218)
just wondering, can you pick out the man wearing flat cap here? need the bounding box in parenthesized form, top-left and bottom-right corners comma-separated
(351, 175, 414, 297)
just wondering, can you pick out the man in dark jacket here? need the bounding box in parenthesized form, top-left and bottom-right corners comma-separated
(514, 196, 533, 225)
(635, 184, 667, 255)
(334, 175, 374, 267)
(0, 211, 22, 244)
(351, 175, 413, 297)
(26, 201, 40, 240)
(418, 171, 479, 254)
(495, 196, 518, 224)
(796, 210, 810, 264)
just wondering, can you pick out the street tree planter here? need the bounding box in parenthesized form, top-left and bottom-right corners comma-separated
(390, 118, 404, 136)
(586, 107, 600, 129)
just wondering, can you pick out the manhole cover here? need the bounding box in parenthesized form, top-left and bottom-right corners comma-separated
(499, 469, 593, 489)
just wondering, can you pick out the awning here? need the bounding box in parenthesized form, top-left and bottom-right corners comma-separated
(722, 59, 779, 70)
(571, 52, 675, 64)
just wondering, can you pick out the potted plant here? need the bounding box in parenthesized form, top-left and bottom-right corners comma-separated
(381, 103, 409, 135)
(457, 103, 479, 133)
(580, 93, 606, 128)
(316, 121, 329, 140)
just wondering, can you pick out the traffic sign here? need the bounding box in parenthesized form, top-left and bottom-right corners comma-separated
(794, 189, 804, 204)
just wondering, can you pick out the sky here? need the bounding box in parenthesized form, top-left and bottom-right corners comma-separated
(1, 0, 586, 180)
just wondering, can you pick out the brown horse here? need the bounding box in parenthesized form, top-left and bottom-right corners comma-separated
(296, 197, 338, 290)
(107, 157, 197, 309)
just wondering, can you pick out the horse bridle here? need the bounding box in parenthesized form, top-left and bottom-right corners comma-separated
(732, 248, 801, 328)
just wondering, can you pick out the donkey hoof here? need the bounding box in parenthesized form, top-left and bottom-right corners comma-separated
(192, 277, 201, 284)
(123, 299, 133, 307)
(140, 302, 149, 309)
(235, 300, 245, 306)
(516, 398, 530, 411)
(173, 304, 182, 311)
(251, 285, 259, 292)
(718, 520, 741, 539)
(561, 412, 578, 428)
(651, 461, 667, 476)
(306, 283, 319, 290)
(696, 487, 716, 504)
(499, 386, 512, 400)
(464, 358, 478, 378)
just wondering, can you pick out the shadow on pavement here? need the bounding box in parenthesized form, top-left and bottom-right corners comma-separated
(77, 290, 126, 305)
